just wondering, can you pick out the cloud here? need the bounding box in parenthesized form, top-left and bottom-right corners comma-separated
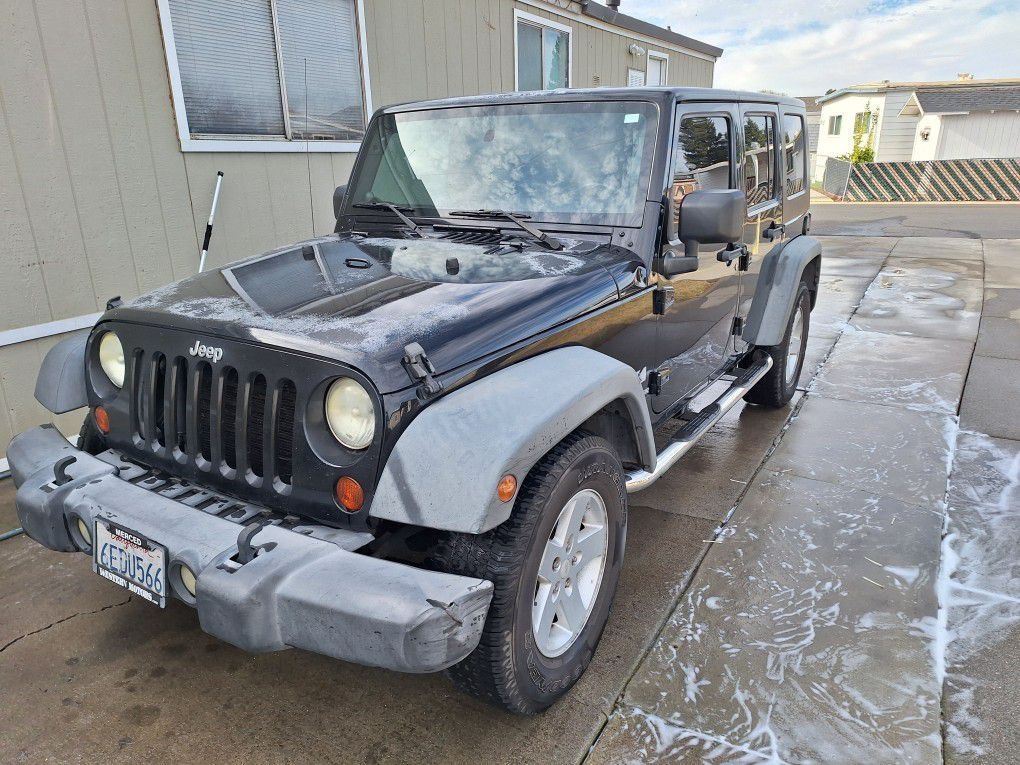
(627, 0, 1020, 95)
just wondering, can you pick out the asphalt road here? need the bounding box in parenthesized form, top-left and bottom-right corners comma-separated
(811, 202, 1020, 239)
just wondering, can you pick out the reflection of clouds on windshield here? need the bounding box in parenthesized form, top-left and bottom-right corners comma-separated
(369, 237, 591, 283)
(396, 107, 650, 216)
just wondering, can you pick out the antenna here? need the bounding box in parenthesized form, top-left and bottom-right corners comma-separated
(198, 171, 224, 272)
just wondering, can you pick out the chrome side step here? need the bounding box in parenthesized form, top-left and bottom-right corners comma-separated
(625, 354, 773, 493)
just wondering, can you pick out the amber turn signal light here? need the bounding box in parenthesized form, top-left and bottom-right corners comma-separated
(94, 406, 111, 434)
(497, 474, 517, 502)
(335, 476, 364, 513)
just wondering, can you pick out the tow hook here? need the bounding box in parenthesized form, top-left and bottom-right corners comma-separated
(53, 455, 77, 486)
(235, 521, 277, 564)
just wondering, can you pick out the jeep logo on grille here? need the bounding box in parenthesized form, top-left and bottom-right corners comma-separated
(188, 340, 223, 363)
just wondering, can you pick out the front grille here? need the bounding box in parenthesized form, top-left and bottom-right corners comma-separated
(130, 351, 296, 495)
(95, 321, 383, 526)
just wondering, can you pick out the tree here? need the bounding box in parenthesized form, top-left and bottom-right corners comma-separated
(838, 101, 878, 164)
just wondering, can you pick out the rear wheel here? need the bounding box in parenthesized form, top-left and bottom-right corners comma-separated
(744, 282, 811, 408)
(431, 432, 627, 714)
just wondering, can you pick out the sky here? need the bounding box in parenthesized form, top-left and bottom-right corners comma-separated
(626, 0, 1020, 96)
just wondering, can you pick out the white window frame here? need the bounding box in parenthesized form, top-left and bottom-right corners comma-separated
(156, 0, 373, 153)
(513, 9, 573, 91)
(646, 50, 669, 86)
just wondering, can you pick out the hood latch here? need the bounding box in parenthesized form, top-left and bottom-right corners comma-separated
(402, 342, 443, 401)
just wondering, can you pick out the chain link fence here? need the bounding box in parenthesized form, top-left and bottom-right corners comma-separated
(817, 156, 852, 199)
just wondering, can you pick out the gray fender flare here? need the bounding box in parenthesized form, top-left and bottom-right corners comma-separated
(369, 347, 655, 534)
(34, 332, 89, 414)
(743, 235, 822, 347)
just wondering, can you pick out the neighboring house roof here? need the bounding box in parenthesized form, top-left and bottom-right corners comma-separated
(900, 85, 1020, 116)
(796, 95, 821, 113)
(817, 78, 1020, 105)
(580, 1, 723, 58)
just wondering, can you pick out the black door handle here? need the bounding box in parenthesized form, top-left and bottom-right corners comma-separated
(717, 244, 746, 264)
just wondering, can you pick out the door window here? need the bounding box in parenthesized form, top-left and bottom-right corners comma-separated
(743, 115, 776, 207)
(672, 115, 732, 199)
(782, 114, 807, 197)
(670, 114, 732, 241)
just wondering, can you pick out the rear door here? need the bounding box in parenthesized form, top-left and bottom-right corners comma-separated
(734, 104, 784, 353)
(651, 102, 741, 414)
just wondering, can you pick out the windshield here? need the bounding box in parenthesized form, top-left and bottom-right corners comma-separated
(347, 100, 659, 227)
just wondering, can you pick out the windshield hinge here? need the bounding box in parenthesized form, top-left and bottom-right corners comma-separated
(652, 285, 675, 315)
(731, 316, 744, 336)
(402, 342, 443, 401)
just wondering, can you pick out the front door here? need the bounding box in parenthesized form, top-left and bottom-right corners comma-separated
(652, 103, 742, 414)
(734, 104, 784, 353)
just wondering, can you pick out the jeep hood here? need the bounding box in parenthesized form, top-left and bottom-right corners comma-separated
(111, 234, 631, 393)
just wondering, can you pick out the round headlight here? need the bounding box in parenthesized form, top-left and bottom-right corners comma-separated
(324, 378, 375, 450)
(98, 331, 125, 388)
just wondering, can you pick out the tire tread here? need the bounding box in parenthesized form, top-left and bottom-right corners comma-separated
(431, 432, 616, 714)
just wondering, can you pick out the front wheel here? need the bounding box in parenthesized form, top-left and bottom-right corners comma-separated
(431, 432, 627, 714)
(744, 282, 811, 408)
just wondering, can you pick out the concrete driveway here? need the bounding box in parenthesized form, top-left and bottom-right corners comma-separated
(2, 214, 1018, 763)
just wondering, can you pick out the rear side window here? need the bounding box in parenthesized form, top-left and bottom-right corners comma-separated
(743, 115, 776, 207)
(783, 114, 807, 197)
(672, 115, 732, 202)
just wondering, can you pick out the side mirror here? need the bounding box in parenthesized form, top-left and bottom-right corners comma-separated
(333, 184, 348, 220)
(676, 189, 746, 258)
(655, 189, 746, 278)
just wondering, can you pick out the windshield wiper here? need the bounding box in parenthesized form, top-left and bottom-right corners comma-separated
(353, 202, 424, 237)
(449, 209, 563, 250)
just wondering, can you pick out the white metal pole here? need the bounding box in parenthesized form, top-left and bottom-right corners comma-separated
(198, 171, 224, 272)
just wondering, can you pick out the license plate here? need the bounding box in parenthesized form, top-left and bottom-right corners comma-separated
(92, 520, 167, 608)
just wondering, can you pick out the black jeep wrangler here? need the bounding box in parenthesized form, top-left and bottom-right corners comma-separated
(8, 88, 819, 714)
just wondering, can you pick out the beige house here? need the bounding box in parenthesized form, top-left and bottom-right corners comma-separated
(0, 0, 720, 463)
(813, 77, 1020, 179)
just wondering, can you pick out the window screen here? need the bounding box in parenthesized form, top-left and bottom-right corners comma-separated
(168, 0, 285, 136)
(166, 0, 365, 141)
(743, 115, 776, 206)
(827, 115, 842, 135)
(783, 114, 806, 197)
(277, 0, 365, 140)
(516, 19, 569, 90)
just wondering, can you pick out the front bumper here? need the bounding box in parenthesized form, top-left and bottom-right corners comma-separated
(8, 426, 492, 673)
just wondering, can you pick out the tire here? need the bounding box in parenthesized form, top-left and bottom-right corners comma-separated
(744, 282, 811, 408)
(432, 432, 627, 714)
(78, 413, 105, 455)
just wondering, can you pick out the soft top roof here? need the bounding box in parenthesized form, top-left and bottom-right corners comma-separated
(380, 88, 806, 115)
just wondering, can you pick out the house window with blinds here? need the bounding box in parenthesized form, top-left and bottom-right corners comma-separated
(164, 0, 367, 145)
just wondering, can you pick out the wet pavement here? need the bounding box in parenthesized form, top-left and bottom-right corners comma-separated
(1, 234, 1018, 764)
(585, 237, 1020, 764)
